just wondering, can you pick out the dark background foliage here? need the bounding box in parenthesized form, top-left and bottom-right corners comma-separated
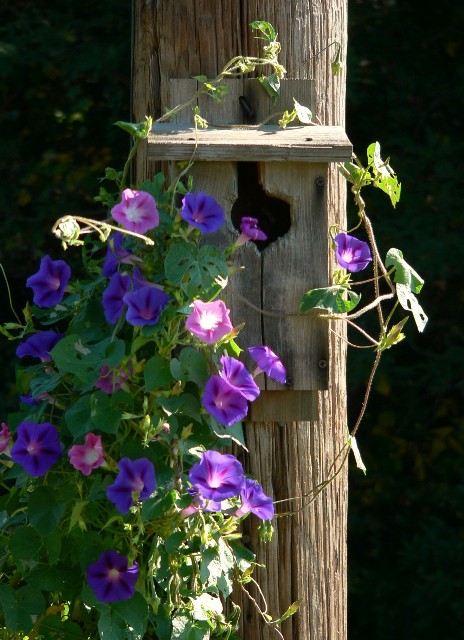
(0, 1, 462, 637)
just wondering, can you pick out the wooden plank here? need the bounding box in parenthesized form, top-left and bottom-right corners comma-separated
(260, 162, 329, 391)
(148, 124, 352, 163)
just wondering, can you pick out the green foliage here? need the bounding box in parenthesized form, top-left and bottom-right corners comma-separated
(300, 285, 361, 314)
(0, 105, 286, 638)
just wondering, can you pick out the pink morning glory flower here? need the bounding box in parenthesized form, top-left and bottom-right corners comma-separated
(188, 450, 245, 502)
(86, 550, 139, 603)
(180, 488, 223, 518)
(185, 299, 233, 344)
(235, 478, 274, 521)
(123, 286, 170, 326)
(334, 233, 372, 272)
(68, 433, 104, 476)
(11, 421, 62, 477)
(0, 423, 12, 454)
(106, 457, 156, 514)
(111, 188, 159, 234)
(180, 192, 224, 233)
(16, 331, 64, 362)
(219, 355, 260, 401)
(94, 364, 129, 394)
(202, 375, 249, 426)
(235, 216, 268, 246)
(248, 346, 287, 384)
(26, 255, 71, 308)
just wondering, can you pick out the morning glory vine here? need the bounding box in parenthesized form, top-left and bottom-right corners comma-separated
(0, 19, 427, 640)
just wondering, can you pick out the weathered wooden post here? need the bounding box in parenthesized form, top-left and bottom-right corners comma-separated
(133, 2, 348, 638)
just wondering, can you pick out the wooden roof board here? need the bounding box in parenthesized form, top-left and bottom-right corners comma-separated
(148, 124, 352, 163)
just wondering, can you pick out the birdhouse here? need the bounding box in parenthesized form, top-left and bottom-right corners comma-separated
(147, 79, 352, 422)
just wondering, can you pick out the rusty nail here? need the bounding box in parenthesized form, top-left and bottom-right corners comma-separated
(318, 359, 327, 369)
(315, 176, 325, 188)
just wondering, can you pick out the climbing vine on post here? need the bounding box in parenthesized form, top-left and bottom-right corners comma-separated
(0, 20, 426, 640)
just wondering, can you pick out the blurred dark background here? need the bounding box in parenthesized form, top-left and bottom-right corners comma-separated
(0, 1, 462, 638)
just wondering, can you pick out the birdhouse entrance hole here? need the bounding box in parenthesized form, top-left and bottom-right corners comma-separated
(230, 162, 291, 250)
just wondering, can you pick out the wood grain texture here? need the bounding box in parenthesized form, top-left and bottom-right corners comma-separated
(133, 2, 348, 638)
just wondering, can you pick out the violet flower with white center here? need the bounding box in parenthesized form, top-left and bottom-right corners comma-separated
(86, 550, 139, 603)
(102, 272, 131, 324)
(186, 299, 233, 344)
(248, 345, 287, 384)
(26, 255, 71, 308)
(235, 216, 268, 246)
(235, 478, 274, 521)
(11, 421, 62, 477)
(188, 450, 245, 502)
(68, 433, 104, 477)
(219, 355, 260, 401)
(202, 375, 249, 426)
(111, 188, 159, 234)
(106, 457, 156, 514)
(333, 233, 372, 272)
(180, 192, 224, 233)
(0, 423, 12, 454)
(16, 331, 64, 362)
(123, 286, 169, 326)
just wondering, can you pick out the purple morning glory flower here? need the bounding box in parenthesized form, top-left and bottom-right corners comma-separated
(219, 356, 260, 401)
(188, 450, 245, 502)
(237, 217, 268, 245)
(334, 233, 372, 272)
(102, 232, 141, 277)
(111, 188, 159, 234)
(180, 192, 224, 233)
(102, 272, 131, 324)
(248, 346, 286, 384)
(26, 255, 71, 308)
(202, 375, 249, 426)
(86, 550, 139, 603)
(235, 478, 274, 521)
(123, 286, 169, 327)
(11, 421, 62, 476)
(16, 331, 64, 362)
(106, 457, 156, 514)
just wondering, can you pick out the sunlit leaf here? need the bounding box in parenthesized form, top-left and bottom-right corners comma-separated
(300, 286, 361, 313)
(385, 248, 424, 293)
(250, 21, 276, 42)
(273, 599, 303, 625)
(378, 317, 408, 351)
(395, 283, 428, 333)
(294, 99, 312, 124)
(348, 435, 367, 474)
